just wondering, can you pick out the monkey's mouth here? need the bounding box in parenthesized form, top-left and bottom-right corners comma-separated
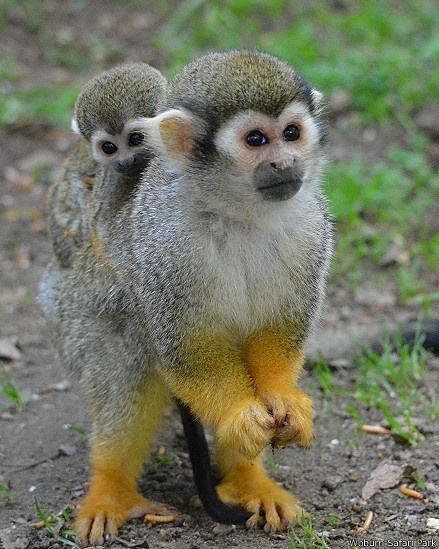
(257, 178, 302, 201)
(255, 164, 303, 201)
(114, 152, 154, 178)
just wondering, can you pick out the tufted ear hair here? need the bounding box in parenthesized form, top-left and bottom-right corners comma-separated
(71, 116, 80, 134)
(310, 89, 325, 113)
(311, 89, 323, 104)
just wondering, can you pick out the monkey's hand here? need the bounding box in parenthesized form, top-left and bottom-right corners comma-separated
(215, 399, 276, 460)
(242, 326, 313, 448)
(161, 331, 277, 461)
(216, 459, 306, 533)
(261, 387, 314, 449)
(74, 471, 179, 546)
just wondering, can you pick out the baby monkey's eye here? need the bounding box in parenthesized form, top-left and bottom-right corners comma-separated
(102, 141, 118, 155)
(129, 132, 144, 146)
(246, 130, 268, 147)
(283, 124, 300, 142)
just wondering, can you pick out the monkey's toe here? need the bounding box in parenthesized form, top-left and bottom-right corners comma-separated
(76, 513, 118, 547)
(244, 489, 305, 533)
(75, 492, 179, 546)
(216, 462, 305, 534)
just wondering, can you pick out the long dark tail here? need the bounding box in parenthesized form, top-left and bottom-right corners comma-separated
(400, 319, 439, 355)
(177, 400, 252, 524)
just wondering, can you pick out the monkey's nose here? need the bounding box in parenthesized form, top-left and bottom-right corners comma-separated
(269, 160, 295, 170)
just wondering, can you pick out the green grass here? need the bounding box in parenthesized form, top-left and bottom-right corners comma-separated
(270, 2, 439, 122)
(314, 361, 336, 398)
(157, 0, 439, 121)
(151, 447, 180, 467)
(0, 85, 79, 127)
(348, 335, 435, 445)
(314, 334, 436, 446)
(0, 1, 43, 32)
(326, 137, 439, 292)
(287, 515, 330, 548)
(34, 497, 81, 548)
(64, 424, 89, 441)
(0, 368, 30, 412)
(264, 451, 279, 472)
(0, 483, 12, 504)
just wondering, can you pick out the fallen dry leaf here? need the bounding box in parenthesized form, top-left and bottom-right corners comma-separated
(362, 460, 412, 500)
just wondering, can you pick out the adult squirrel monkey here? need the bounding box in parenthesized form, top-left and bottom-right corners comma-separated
(40, 50, 332, 546)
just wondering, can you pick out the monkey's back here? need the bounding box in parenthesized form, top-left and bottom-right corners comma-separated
(48, 139, 97, 268)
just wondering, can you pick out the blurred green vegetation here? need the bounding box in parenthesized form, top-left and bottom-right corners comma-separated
(1, 0, 438, 300)
(157, 0, 439, 121)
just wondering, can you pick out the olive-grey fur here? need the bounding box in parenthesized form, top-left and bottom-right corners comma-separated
(73, 62, 167, 140)
(167, 50, 327, 144)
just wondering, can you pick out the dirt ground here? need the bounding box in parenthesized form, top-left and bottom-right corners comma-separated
(1, 3, 438, 548)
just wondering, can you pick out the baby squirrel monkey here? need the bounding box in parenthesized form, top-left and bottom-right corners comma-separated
(41, 50, 332, 545)
(48, 62, 167, 267)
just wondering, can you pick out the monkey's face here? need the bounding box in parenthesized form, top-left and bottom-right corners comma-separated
(89, 118, 154, 178)
(147, 98, 325, 220)
(213, 101, 324, 203)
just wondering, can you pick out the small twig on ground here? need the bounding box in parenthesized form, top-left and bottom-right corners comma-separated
(356, 510, 374, 533)
(361, 425, 392, 435)
(399, 484, 427, 502)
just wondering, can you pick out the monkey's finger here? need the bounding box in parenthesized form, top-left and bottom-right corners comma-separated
(87, 512, 106, 546)
(243, 499, 264, 530)
(103, 516, 118, 544)
(262, 503, 282, 533)
(74, 516, 93, 547)
(245, 512, 264, 531)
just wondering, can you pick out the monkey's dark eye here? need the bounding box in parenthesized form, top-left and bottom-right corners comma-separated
(101, 142, 118, 155)
(283, 125, 300, 142)
(129, 132, 144, 146)
(246, 130, 268, 147)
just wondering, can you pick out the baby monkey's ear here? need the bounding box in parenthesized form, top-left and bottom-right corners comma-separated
(71, 116, 80, 135)
(310, 89, 325, 115)
(311, 89, 323, 106)
(146, 109, 203, 168)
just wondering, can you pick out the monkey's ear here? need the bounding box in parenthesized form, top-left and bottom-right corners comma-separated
(147, 109, 201, 164)
(71, 117, 80, 134)
(311, 89, 324, 109)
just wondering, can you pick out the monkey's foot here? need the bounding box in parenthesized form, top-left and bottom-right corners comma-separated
(75, 489, 179, 546)
(216, 463, 306, 533)
(261, 387, 314, 449)
(216, 401, 276, 460)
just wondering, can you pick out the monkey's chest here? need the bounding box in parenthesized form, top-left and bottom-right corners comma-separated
(203, 235, 303, 332)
